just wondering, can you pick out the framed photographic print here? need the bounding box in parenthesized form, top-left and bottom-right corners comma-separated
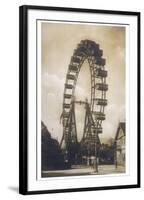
(19, 5, 140, 195)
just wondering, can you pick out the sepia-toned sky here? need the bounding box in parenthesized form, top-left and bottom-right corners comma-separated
(41, 22, 125, 143)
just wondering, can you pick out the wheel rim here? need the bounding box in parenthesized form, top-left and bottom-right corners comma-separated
(61, 39, 108, 163)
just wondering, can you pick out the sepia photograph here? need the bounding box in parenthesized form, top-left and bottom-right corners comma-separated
(41, 22, 126, 178)
(19, 5, 140, 194)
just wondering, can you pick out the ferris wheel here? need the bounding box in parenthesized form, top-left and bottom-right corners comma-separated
(60, 39, 108, 165)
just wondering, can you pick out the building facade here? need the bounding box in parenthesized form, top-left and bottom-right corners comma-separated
(114, 122, 125, 166)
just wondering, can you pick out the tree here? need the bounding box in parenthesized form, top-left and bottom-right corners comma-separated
(41, 121, 65, 170)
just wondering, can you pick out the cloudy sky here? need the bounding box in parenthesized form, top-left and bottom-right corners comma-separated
(41, 21, 125, 143)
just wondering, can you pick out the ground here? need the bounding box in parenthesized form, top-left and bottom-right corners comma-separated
(42, 165, 125, 177)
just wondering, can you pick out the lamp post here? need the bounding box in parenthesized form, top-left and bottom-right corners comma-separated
(94, 133, 98, 173)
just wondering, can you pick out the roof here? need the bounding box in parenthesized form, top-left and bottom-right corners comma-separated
(120, 122, 125, 134)
(41, 121, 51, 138)
(115, 122, 126, 141)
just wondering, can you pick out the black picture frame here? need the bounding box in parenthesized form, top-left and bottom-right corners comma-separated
(19, 5, 141, 195)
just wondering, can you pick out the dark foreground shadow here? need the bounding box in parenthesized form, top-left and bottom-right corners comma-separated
(8, 186, 19, 193)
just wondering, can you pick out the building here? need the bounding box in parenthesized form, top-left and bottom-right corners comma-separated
(41, 121, 65, 171)
(114, 122, 125, 167)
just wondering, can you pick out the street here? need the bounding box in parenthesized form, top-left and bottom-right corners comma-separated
(42, 164, 125, 177)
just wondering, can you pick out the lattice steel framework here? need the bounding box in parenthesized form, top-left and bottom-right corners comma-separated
(60, 40, 108, 165)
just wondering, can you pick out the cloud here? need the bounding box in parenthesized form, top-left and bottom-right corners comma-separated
(42, 72, 65, 93)
(41, 23, 125, 143)
(101, 104, 125, 141)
